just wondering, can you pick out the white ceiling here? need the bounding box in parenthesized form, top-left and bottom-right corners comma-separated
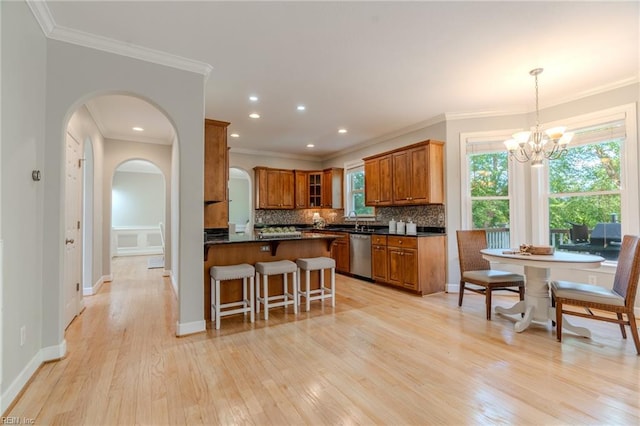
(44, 1, 639, 158)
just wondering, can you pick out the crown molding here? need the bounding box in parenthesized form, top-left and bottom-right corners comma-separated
(26, 0, 212, 77)
(445, 77, 639, 122)
(26, 0, 55, 35)
(323, 114, 447, 161)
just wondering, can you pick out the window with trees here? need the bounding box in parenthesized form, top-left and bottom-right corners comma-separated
(548, 117, 626, 261)
(346, 164, 374, 216)
(462, 134, 516, 249)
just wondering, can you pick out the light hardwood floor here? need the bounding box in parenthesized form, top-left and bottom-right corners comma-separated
(6, 256, 640, 425)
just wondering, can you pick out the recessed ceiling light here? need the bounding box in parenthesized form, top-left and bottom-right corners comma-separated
(306, 143, 315, 148)
(230, 133, 239, 138)
(297, 105, 306, 111)
(132, 127, 144, 132)
(249, 95, 258, 102)
(338, 128, 347, 134)
(249, 113, 260, 119)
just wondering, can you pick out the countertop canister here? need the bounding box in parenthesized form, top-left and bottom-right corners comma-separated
(389, 218, 397, 233)
(396, 220, 405, 235)
(406, 221, 417, 235)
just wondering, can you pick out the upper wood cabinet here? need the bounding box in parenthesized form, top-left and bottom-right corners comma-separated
(308, 171, 322, 208)
(255, 167, 295, 209)
(204, 119, 230, 203)
(294, 170, 309, 209)
(204, 119, 230, 229)
(321, 168, 344, 209)
(364, 154, 392, 206)
(364, 140, 444, 206)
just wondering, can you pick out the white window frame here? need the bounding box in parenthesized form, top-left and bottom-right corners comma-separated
(532, 104, 638, 259)
(460, 130, 526, 247)
(344, 160, 375, 219)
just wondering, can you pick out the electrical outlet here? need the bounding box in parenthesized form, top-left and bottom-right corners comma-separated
(588, 275, 597, 285)
(20, 325, 26, 346)
(260, 245, 270, 252)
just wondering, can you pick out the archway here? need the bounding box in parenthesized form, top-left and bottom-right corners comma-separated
(228, 167, 252, 232)
(64, 93, 178, 328)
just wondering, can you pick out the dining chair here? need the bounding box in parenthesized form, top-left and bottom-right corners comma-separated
(456, 230, 525, 320)
(551, 234, 640, 354)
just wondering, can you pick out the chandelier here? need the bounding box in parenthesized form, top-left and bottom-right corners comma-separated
(504, 68, 574, 167)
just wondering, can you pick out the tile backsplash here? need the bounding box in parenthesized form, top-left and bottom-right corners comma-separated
(254, 204, 445, 228)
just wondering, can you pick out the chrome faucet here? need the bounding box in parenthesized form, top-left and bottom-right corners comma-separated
(348, 210, 359, 231)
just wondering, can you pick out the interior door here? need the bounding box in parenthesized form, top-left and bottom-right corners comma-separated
(64, 132, 82, 328)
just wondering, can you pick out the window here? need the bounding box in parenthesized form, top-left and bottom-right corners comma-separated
(345, 164, 374, 216)
(461, 132, 518, 249)
(548, 116, 627, 261)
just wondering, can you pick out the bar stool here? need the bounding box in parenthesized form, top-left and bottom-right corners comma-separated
(210, 263, 255, 330)
(255, 260, 298, 320)
(296, 257, 336, 312)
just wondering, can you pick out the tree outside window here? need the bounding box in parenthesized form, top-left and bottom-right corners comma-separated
(549, 134, 622, 260)
(468, 151, 511, 248)
(346, 166, 374, 216)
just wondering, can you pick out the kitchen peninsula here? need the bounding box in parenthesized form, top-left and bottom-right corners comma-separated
(203, 231, 342, 321)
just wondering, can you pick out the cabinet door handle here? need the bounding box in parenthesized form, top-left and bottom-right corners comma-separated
(65, 238, 74, 245)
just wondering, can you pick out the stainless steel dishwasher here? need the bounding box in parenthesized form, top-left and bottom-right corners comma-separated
(349, 233, 372, 279)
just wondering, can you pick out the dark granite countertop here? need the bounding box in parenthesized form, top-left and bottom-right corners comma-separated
(204, 230, 343, 245)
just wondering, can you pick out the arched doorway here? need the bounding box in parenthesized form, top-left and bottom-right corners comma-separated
(228, 167, 252, 232)
(64, 93, 177, 328)
(111, 159, 166, 262)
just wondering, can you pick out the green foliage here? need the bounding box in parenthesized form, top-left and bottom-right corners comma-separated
(470, 152, 509, 197)
(548, 140, 621, 229)
(472, 199, 510, 229)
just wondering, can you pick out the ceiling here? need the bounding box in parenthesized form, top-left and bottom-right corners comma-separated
(45, 1, 639, 159)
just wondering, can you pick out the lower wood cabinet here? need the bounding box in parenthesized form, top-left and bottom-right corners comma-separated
(314, 230, 350, 274)
(372, 235, 388, 282)
(373, 234, 445, 295)
(330, 232, 350, 273)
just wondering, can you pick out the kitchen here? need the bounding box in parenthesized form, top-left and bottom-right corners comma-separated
(204, 127, 448, 317)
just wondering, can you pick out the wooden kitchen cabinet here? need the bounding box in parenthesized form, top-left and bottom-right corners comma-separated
(294, 170, 308, 209)
(371, 234, 446, 295)
(364, 154, 392, 206)
(255, 167, 295, 209)
(371, 235, 388, 282)
(330, 232, 350, 273)
(387, 236, 418, 289)
(314, 230, 349, 273)
(393, 142, 444, 205)
(321, 168, 344, 208)
(204, 119, 230, 228)
(308, 172, 322, 208)
(364, 140, 444, 206)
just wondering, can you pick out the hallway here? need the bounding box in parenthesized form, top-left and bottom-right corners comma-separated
(5, 256, 640, 425)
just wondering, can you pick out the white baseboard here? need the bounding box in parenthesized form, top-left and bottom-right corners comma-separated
(83, 276, 106, 296)
(41, 339, 67, 362)
(170, 271, 178, 297)
(116, 247, 163, 256)
(176, 320, 206, 336)
(103, 274, 113, 282)
(1, 340, 66, 413)
(446, 283, 459, 293)
(162, 269, 170, 277)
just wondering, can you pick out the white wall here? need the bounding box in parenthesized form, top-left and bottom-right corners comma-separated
(42, 40, 205, 348)
(112, 169, 165, 227)
(0, 0, 47, 409)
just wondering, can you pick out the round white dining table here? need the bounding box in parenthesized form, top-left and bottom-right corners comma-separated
(480, 248, 605, 334)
